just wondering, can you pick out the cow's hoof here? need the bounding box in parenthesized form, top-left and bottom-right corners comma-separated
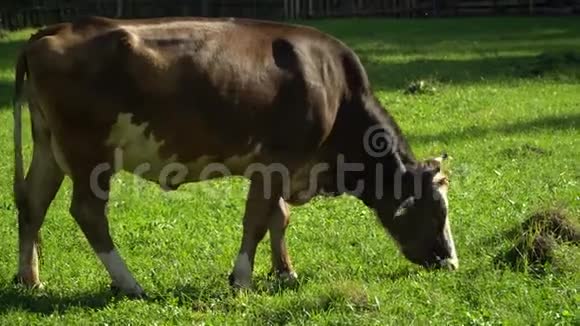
(228, 272, 252, 290)
(270, 270, 299, 287)
(278, 271, 298, 282)
(269, 269, 298, 281)
(110, 283, 147, 300)
(12, 274, 44, 289)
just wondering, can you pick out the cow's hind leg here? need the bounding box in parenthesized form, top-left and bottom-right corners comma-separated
(268, 198, 297, 283)
(14, 107, 64, 288)
(69, 175, 144, 298)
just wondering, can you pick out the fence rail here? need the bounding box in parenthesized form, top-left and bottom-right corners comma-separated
(1, 0, 579, 30)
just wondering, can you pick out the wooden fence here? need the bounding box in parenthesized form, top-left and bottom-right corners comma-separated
(1, 0, 579, 30)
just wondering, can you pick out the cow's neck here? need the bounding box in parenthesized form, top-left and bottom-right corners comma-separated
(323, 93, 416, 209)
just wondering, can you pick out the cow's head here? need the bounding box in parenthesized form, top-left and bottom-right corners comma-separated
(375, 154, 458, 270)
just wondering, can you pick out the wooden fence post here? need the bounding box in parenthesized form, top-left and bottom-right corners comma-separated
(116, 0, 124, 17)
(201, 0, 209, 16)
(296, 0, 300, 18)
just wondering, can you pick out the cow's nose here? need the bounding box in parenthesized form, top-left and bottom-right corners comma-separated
(439, 257, 459, 271)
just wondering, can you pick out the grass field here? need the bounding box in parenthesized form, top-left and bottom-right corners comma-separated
(0, 17, 579, 325)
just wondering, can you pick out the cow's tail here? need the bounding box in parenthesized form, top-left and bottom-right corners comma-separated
(13, 51, 27, 214)
(13, 49, 44, 264)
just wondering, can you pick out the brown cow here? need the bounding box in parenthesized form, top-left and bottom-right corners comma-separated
(12, 16, 458, 297)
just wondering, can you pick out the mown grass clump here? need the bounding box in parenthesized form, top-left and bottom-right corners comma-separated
(499, 208, 579, 273)
(404, 79, 438, 95)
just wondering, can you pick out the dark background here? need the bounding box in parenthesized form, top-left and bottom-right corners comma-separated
(1, 0, 579, 30)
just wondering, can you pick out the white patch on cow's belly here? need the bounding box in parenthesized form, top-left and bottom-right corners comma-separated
(106, 113, 177, 180)
(106, 113, 259, 186)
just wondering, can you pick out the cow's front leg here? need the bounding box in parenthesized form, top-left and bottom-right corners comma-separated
(269, 198, 297, 283)
(229, 178, 276, 289)
(69, 174, 144, 298)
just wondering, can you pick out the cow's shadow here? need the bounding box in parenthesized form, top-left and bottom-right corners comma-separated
(156, 272, 309, 307)
(0, 275, 303, 314)
(0, 284, 113, 315)
(0, 282, 221, 315)
(0, 267, 423, 314)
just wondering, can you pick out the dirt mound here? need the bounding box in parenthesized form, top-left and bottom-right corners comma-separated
(521, 209, 579, 243)
(498, 208, 579, 272)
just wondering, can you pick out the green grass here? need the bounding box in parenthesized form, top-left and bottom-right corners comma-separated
(0, 17, 579, 325)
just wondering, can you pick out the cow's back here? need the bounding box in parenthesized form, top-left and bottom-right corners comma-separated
(23, 16, 352, 187)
